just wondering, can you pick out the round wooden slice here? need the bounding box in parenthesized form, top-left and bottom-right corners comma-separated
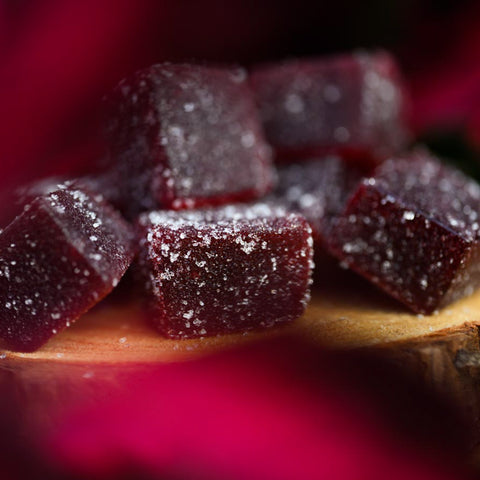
(2, 271, 480, 459)
(2, 274, 480, 364)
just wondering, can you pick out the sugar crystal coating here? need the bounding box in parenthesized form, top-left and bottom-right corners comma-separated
(251, 51, 410, 164)
(328, 150, 480, 314)
(136, 205, 314, 338)
(271, 157, 363, 243)
(0, 174, 124, 231)
(106, 63, 275, 217)
(0, 186, 135, 351)
(75, 170, 125, 213)
(0, 176, 70, 231)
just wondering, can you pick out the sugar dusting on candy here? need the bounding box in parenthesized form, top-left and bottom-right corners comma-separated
(106, 63, 275, 217)
(270, 157, 363, 243)
(0, 185, 134, 352)
(0, 173, 124, 231)
(0, 176, 72, 231)
(328, 150, 480, 314)
(136, 204, 314, 338)
(250, 50, 411, 163)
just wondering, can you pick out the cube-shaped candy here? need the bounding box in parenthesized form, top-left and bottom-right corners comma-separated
(328, 151, 480, 314)
(0, 185, 134, 352)
(272, 157, 363, 243)
(0, 173, 123, 231)
(251, 51, 410, 164)
(0, 176, 67, 231)
(106, 63, 275, 217)
(136, 205, 314, 338)
(76, 170, 125, 213)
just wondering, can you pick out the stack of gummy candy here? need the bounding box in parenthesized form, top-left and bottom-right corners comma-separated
(1, 51, 479, 353)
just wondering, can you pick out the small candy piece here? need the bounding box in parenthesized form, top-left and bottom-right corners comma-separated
(271, 157, 363, 243)
(328, 151, 480, 314)
(0, 173, 123, 231)
(106, 63, 275, 217)
(250, 51, 410, 164)
(0, 176, 68, 231)
(75, 170, 125, 213)
(0, 186, 134, 352)
(136, 205, 314, 338)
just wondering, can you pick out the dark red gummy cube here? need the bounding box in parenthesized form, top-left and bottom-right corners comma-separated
(0, 176, 68, 230)
(106, 63, 275, 217)
(271, 157, 363, 244)
(75, 170, 126, 213)
(0, 185, 134, 352)
(250, 51, 411, 164)
(328, 150, 480, 314)
(136, 205, 314, 338)
(0, 173, 123, 230)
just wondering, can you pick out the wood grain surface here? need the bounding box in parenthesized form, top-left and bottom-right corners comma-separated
(3, 272, 480, 365)
(3, 271, 480, 458)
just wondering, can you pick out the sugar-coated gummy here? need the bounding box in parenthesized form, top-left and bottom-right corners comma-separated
(0, 174, 124, 231)
(136, 205, 314, 338)
(250, 51, 410, 164)
(0, 176, 68, 231)
(106, 63, 275, 217)
(271, 157, 363, 243)
(328, 150, 480, 314)
(0, 185, 135, 352)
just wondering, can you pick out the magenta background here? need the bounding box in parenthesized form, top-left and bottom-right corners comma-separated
(0, 0, 479, 191)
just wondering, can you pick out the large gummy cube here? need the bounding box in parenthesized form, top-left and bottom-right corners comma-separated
(106, 63, 275, 216)
(328, 151, 480, 314)
(271, 157, 363, 244)
(250, 51, 410, 164)
(136, 205, 314, 338)
(0, 186, 134, 352)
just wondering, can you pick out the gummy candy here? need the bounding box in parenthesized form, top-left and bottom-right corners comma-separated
(272, 157, 363, 243)
(328, 151, 480, 314)
(0, 173, 123, 231)
(0, 176, 67, 230)
(136, 205, 314, 338)
(0, 185, 134, 351)
(250, 51, 410, 164)
(106, 63, 275, 217)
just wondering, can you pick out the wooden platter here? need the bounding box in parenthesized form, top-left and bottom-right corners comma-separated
(2, 273, 480, 367)
(3, 270, 480, 459)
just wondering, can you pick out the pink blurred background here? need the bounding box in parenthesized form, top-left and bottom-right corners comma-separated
(0, 0, 479, 191)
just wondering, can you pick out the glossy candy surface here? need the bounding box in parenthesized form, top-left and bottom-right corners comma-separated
(0, 186, 134, 351)
(272, 157, 363, 243)
(251, 51, 410, 164)
(136, 205, 314, 338)
(329, 151, 480, 314)
(107, 63, 275, 217)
